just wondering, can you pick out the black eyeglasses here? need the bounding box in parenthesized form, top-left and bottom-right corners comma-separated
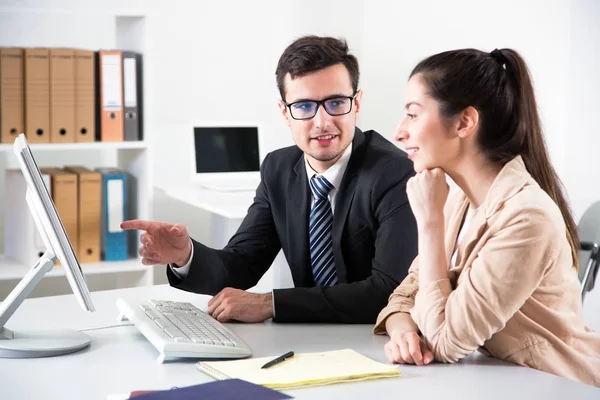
(285, 93, 357, 120)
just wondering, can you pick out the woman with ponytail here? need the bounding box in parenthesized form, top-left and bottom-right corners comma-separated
(374, 48, 600, 386)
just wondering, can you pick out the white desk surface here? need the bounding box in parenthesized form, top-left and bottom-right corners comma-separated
(157, 185, 255, 219)
(1, 285, 598, 400)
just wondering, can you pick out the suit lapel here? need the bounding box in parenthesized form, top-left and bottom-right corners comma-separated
(286, 154, 313, 286)
(331, 128, 366, 283)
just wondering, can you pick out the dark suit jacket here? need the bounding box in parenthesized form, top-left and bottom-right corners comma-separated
(167, 128, 418, 323)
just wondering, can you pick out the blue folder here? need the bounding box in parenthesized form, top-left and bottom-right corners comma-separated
(132, 379, 292, 400)
(96, 168, 128, 261)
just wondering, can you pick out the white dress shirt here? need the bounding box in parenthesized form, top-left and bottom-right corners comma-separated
(304, 143, 352, 214)
(170, 145, 353, 288)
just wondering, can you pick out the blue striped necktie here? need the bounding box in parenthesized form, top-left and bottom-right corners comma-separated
(309, 175, 338, 286)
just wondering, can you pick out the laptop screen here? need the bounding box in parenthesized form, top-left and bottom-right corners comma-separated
(194, 126, 260, 173)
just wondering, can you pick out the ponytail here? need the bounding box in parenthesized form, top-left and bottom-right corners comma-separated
(500, 49, 579, 267)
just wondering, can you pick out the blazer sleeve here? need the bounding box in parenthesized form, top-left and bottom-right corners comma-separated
(167, 153, 281, 295)
(409, 207, 562, 363)
(272, 158, 418, 323)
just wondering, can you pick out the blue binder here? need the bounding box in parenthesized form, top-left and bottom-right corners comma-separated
(97, 168, 128, 261)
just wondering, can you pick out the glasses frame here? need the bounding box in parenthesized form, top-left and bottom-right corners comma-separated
(284, 92, 358, 120)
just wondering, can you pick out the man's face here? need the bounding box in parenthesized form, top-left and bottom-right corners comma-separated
(278, 63, 362, 173)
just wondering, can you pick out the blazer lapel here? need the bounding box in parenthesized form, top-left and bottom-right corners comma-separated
(452, 156, 533, 272)
(331, 128, 366, 283)
(286, 154, 313, 287)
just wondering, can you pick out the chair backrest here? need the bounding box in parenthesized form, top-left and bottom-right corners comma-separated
(577, 201, 600, 289)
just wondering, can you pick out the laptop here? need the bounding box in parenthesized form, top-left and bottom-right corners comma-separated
(191, 124, 262, 192)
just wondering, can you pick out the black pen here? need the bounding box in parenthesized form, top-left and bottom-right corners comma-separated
(261, 351, 295, 369)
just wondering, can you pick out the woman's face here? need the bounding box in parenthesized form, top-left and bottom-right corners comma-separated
(395, 74, 460, 173)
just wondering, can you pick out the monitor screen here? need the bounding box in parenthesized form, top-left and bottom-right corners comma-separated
(194, 126, 260, 174)
(0, 134, 94, 358)
(12, 134, 94, 312)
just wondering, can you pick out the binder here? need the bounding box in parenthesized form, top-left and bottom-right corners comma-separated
(106, 379, 291, 400)
(74, 50, 96, 143)
(40, 168, 79, 261)
(24, 48, 50, 143)
(3, 169, 52, 267)
(0, 48, 24, 144)
(122, 51, 143, 141)
(96, 50, 124, 142)
(64, 166, 102, 263)
(49, 48, 76, 143)
(97, 167, 128, 261)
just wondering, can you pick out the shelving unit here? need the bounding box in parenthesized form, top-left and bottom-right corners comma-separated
(0, 256, 148, 280)
(0, 141, 148, 152)
(0, 8, 157, 299)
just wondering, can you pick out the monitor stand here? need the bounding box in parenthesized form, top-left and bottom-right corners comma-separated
(0, 251, 90, 358)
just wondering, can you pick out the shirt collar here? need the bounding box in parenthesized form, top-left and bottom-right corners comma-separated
(304, 144, 353, 192)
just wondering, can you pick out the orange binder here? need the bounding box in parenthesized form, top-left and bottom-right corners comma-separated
(0, 48, 24, 143)
(49, 48, 76, 143)
(96, 50, 123, 142)
(24, 48, 50, 144)
(74, 50, 95, 143)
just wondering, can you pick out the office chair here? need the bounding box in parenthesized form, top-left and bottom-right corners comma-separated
(577, 201, 600, 301)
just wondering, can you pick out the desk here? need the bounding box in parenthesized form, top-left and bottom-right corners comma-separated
(155, 186, 293, 292)
(1, 285, 598, 400)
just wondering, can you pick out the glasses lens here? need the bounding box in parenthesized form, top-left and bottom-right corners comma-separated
(290, 101, 318, 120)
(324, 97, 352, 116)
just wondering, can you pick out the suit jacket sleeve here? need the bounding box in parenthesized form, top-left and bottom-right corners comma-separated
(372, 256, 420, 333)
(372, 186, 464, 333)
(273, 158, 418, 323)
(167, 153, 281, 295)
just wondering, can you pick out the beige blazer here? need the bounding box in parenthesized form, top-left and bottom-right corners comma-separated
(374, 156, 600, 387)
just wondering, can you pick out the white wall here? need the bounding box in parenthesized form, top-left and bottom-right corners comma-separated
(147, 1, 292, 188)
(565, 0, 600, 221)
(147, 0, 367, 188)
(358, 0, 599, 222)
(360, 0, 571, 182)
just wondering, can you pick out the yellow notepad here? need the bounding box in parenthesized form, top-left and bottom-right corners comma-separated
(196, 349, 400, 390)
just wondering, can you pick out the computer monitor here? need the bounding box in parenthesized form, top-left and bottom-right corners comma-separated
(0, 133, 95, 358)
(191, 123, 262, 191)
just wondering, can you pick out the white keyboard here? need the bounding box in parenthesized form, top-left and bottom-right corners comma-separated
(116, 298, 252, 363)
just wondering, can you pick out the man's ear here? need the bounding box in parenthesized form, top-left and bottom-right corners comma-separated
(456, 106, 479, 139)
(277, 100, 290, 126)
(353, 89, 363, 116)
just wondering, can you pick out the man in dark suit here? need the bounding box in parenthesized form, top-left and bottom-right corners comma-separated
(121, 35, 417, 324)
